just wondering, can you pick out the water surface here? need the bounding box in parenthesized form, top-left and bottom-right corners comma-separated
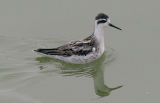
(0, 0, 160, 103)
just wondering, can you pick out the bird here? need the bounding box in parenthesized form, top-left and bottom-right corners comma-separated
(34, 13, 121, 64)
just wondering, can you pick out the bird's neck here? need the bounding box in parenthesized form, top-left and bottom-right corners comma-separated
(94, 25, 105, 53)
(94, 25, 104, 40)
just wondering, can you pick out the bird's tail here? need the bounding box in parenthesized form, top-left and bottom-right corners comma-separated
(34, 48, 60, 55)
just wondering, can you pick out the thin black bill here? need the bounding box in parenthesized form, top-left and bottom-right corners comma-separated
(109, 23, 122, 30)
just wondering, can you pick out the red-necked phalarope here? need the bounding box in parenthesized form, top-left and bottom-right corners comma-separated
(34, 13, 121, 64)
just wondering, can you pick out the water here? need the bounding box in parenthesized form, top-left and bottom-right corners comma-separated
(0, 0, 160, 103)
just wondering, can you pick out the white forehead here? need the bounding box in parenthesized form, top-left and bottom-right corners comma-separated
(96, 18, 110, 22)
(107, 19, 111, 23)
(98, 19, 107, 21)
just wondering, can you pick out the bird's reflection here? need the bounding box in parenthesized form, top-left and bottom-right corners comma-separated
(36, 49, 122, 97)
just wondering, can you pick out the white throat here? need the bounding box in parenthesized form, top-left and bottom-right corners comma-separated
(94, 24, 104, 39)
(94, 23, 105, 54)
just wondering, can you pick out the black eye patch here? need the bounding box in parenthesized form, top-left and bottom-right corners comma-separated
(97, 20, 107, 24)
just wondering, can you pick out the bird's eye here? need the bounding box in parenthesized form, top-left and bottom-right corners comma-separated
(97, 20, 107, 24)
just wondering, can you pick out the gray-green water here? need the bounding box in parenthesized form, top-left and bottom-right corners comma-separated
(0, 0, 160, 103)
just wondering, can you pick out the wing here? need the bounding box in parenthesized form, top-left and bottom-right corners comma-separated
(35, 35, 96, 57)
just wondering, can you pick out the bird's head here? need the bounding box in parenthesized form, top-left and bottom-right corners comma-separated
(95, 13, 121, 30)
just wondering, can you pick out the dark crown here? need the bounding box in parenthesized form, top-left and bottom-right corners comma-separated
(95, 13, 109, 20)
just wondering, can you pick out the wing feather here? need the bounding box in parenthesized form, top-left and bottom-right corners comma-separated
(35, 35, 96, 56)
